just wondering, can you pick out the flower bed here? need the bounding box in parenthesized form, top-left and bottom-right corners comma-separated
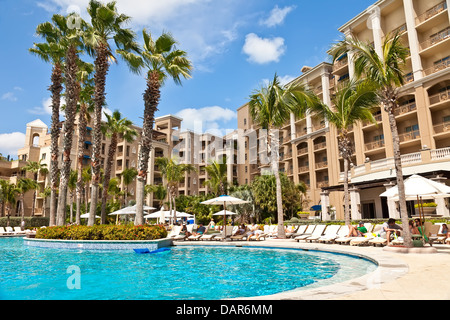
(36, 224, 167, 241)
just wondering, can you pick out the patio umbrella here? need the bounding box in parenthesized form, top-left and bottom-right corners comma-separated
(109, 205, 156, 224)
(213, 210, 238, 216)
(201, 195, 249, 238)
(80, 213, 100, 219)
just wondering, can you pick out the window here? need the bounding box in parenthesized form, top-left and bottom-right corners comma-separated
(243, 118, 247, 125)
(444, 116, 450, 123)
(41, 153, 46, 160)
(374, 134, 384, 142)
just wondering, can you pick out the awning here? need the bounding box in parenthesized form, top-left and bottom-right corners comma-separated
(310, 205, 322, 211)
(84, 141, 92, 145)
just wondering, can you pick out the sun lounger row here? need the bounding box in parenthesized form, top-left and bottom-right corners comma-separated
(0, 227, 28, 236)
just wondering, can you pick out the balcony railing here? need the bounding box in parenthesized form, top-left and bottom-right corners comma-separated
(315, 161, 328, 169)
(365, 140, 385, 151)
(433, 122, 450, 134)
(317, 181, 329, 188)
(333, 57, 348, 71)
(313, 141, 327, 150)
(297, 147, 308, 155)
(424, 58, 450, 76)
(429, 89, 450, 105)
(393, 101, 416, 116)
(416, 1, 447, 25)
(398, 130, 420, 143)
(298, 165, 309, 173)
(419, 27, 450, 51)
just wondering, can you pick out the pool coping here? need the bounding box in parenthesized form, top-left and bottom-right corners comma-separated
(23, 237, 173, 250)
(174, 240, 409, 300)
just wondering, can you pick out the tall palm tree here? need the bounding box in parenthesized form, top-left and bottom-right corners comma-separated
(309, 80, 379, 225)
(68, 169, 78, 223)
(330, 31, 412, 246)
(134, 30, 193, 225)
(16, 178, 39, 225)
(155, 157, 195, 224)
(84, 0, 141, 227)
(39, 187, 51, 217)
(144, 184, 167, 209)
(56, 13, 86, 226)
(23, 159, 48, 216)
(100, 110, 137, 223)
(204, 157, 228, 196)
(248, 74, 320, 238)
(0, 180, 19, 227)
(30, 15, 66, 226)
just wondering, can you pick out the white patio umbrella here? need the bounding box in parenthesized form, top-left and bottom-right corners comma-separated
(213, 210, 238, 216)
(109, 204, 156, 224)
(201, 195, 249, 238)
(144, 211, 193, 219)
(80, 213, 100, 219)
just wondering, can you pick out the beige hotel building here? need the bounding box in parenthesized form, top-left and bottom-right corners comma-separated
(2, 0, 450, 221)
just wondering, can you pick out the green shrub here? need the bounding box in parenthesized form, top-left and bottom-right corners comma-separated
(36, 224, 167, 240)
(0, 217, 49, 228)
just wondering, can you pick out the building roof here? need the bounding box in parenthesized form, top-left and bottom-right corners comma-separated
(26, 119, 48, 128)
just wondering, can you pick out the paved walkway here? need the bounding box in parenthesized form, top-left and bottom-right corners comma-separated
(174, 239, 450, 300)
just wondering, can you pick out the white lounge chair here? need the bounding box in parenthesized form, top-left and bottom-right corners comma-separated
(307, 225, 339, 243)
(212, 226, 236, 241)
(335, 224, 373, 245)
(350, 225, 383, 246)
(318, 225, 348, 244)
(13, 227, 26, 235)
(0, 227, 9, 235)
(296, 225, 326, 242)
(291, 225, 313, 238)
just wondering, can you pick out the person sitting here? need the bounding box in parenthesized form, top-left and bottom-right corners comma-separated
(380, 218, 402, 245)
(180, 224, 191, 237)
(192, 223, 206, 236)
(207, 219, 215, 231)
(441, 224, 449, 239)
(235, 224, 247, 236)
(347, 222, 367, 237)
(246, 223, 259, 241)
(409, 220, 420, 235)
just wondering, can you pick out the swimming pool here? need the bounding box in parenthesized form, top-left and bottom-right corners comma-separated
(0, 237, 376, 300)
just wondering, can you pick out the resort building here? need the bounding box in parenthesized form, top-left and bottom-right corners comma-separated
(238, 0, 450, 220)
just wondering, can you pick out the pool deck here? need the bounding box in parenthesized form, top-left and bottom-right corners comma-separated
(174, 239, 450, 300)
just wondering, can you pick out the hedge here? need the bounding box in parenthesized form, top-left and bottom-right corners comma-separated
(0, 217, 49, 228)
(36, 224, 168, 241)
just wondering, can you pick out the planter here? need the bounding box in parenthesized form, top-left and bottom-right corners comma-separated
(415, 207, 436, 216)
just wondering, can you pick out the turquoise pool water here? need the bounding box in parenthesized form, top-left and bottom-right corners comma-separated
(0, 237, 376, 300)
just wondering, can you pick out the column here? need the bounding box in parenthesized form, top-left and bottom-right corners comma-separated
(368, 5, 383, 57)
(320, 190, 331, 221)
(306, 112, 312, 134)
(403, 0, 424, 81)
(447, 0, 450, 24)
(384, 181, 400, 219)
(432, 175, 450, 217)
(321, 71, 331, 127)
(349, 187, 362, 220)
(343, 28, 356, 80)
(290, 112, 296, 140)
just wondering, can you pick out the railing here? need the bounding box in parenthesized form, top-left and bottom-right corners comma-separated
(401, 152, 422, 165)
(416, 1, 447, 25)
(393, 101, 416, 116)
(365, 140, 385, 151)
(433, 122, 450, 134)
(314, 141, 327, 150)
(429, 89, 450, 105)
(315, 161, 328, 169)
(398, 130, 420, 143)
(297, 147, 308, 155)
(404, 72, 414, 84)
(333, 57, 348, 71)
(298, 165, 309, 173)
(317, 181, 329, 188)
(363, 114, 382, 126)
(431, 147, 450, 160)
(419, 27, 450, 51)
(423, 59, 450, 76)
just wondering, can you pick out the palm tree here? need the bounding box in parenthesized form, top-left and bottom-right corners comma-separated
(134, 30, 193, 225)
(100, 110, 137, 223)
(82, 166, 92, 213)
(16, 178, 39, 225)
(39, 187, 51, 217)
(309, 80, 379, 225)
(23, 159, 48, 216)
(0, 180, 19, 227)
(84, 0, 141, 227)
(120, 167, 138, 208)
(30, 15, 66, 226)
(145, 184, 167, 209)
(155, 157, 195, 224)
(204, 157, 228, 196)
(248, 74, 320, 238)
(330, 31, 412, 246)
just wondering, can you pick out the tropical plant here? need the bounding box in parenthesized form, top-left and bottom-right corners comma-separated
(308, 79, 379, 225)
(23, 159, 48, 216)
(0, 180, 19, 226)
(100, 110, 137, 223)
(155, 157, 196, 223)
(203, 157, 228, 196)
(133, 30, 193, 225)
(30, 15, 67, 226)
(39, 187, 52, 218)
(145, 184, 167, 209)
(248, 74, 320, 238)
(16, 178, 39, 225)
(120, 167, 138, 208)
(84, 0, 141, 226)
(330, 31, 412, 246)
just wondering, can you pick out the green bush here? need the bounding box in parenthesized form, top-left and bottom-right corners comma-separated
(0, 217, 49, 228)
(36, 224, 167, 241)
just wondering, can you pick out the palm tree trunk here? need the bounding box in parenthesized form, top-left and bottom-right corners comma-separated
(343, 157, 350, 226)
(49, 62, 63, 227)
(56, 45, 80, 226)
(101, 133, 118, 224)
(76, 104, 87, 225)
(136, 71, 160, 225)
(387, 106, 412, 247)
(89, 42, 109, 227)
(269, 128, 285, 239)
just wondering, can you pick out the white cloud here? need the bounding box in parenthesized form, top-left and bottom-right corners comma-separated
(261, 75, 297, 87)
(0, 132, 26, 157)
(28, 97, 53, 115)
(260, 5, 296, 27)
(1, 92, 18, 102)
(242, 33, 286, 64)
(176, 106, 237, 136)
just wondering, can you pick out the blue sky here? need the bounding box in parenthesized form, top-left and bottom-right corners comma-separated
(0, 0, 376, 158)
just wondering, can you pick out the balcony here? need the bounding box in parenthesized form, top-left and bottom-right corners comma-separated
(297, 147, 308, 155)
(298, 165, 309, 173)
(332, 57, 348, 74)
(429, 88, 450, 105)
(416, 1, 447, 26)
(423, 58, 450, 76)
(419, 27, 450, 53)
(393, 101, 417, 117)
(433, 122, 450, 134)
(317, 181, 329, 188)
(362, 113, 382, 127)
(365, 140, 385, 151)
(315, 161, 328, 170)
(313, 141, 327, 151)
(398, 130, 420, 143)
